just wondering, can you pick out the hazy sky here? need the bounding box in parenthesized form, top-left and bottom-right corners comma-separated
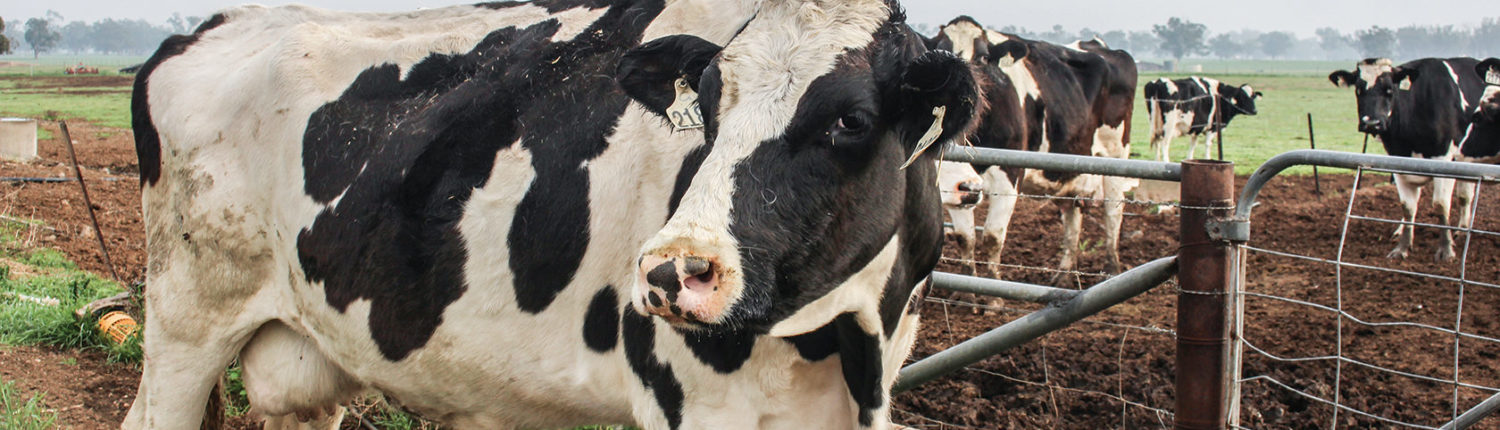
(3, 0, 1495, 36)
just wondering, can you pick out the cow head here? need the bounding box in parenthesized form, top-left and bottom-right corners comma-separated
(937, 159, 984, 209)
(930, 16, 992, 62)
(616, 0, 979, 334)
(1225, 84, 1262, 116)
(1330, 58, 1410, 134)
(1477, 58, 1500, 123)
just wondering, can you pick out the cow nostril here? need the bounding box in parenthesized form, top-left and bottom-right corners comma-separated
(682, 256, 712, 277)
(957, 181, 982, 193)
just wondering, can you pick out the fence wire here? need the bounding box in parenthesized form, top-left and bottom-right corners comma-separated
(910, 181, 1184, 428)
(1235, 168, 1500, 429)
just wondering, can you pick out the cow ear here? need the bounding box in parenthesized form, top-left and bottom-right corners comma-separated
(1253, 91, 1264, 99)
(616, 35, 723, 116)
(1479, 58, 1500, 85)
(898, 51, 979, 168)
(989, 40, 1028, 68)
(1329, 70, 1358, 88)
(1393, 67, 1420, 90)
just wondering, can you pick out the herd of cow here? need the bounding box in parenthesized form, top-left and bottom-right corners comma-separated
(119, 0, 1500, 429)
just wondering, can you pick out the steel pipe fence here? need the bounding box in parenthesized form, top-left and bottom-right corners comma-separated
(1226, 151, 1500, 430)
(894, 147, 1227, 428)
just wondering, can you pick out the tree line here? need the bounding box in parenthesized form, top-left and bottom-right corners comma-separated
(912, 17, 1500, 63)
(1, 11, 205, 57)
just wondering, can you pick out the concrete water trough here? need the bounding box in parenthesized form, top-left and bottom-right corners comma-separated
(0, 118, 38, 162)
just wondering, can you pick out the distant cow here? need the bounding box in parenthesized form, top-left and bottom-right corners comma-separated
(929, 16, 1137, 279)
(126, 1, 985, 429)
(1460, 58, 1500, 164)
(1144, 77, 1261, 162)
(1331, 57, 1485, 261)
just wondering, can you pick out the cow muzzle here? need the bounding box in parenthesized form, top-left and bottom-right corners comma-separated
(956, 180, 985, 207)
(634, 253, 731, 326)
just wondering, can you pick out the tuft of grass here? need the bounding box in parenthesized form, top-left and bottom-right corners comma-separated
(0, 219, 141, 362)
(0, 89, 132, 129)
(0, 380, 57, 430)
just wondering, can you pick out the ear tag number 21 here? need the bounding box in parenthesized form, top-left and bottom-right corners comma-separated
(668, 78, 705, 132)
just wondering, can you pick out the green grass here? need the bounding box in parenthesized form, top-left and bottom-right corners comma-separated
(0, 219, 141, 363)
(0, 88, 132, 129)
(1128, 72, 1369, 175)
(0, 380, 57, 430)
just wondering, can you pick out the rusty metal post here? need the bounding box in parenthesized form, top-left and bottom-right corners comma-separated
(1176, 159, 1236, 430)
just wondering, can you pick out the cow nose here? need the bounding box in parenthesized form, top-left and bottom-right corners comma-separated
(637, 254, 723, 324)
(957, 181, 984, 206)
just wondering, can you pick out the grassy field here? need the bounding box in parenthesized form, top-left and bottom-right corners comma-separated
(1129, 71, 1368, 174)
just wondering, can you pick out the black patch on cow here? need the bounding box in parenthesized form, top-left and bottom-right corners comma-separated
(784, 320, 839, 362)
(646, 261, 681, 295)
(622, 312, 684, 429)
(296, 0, 668, 360)
(679, 328, 757, 374)
(131, 13, 228, 187)
(583, 287, 620, 352)
(833, 313, 884, 427)
(478, 0, 617, 12)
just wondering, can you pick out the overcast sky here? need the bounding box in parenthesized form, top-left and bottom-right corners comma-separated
(3, 0, 1495, 36)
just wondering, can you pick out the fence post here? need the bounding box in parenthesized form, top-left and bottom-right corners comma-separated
(1176, 160, 1236, 430)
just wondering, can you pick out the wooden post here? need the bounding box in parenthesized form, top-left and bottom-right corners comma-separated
(1176, 160, 1236, 430)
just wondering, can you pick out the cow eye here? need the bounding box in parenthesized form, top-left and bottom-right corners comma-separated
(831, 113, 871, 140)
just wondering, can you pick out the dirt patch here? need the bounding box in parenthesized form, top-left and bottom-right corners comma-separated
(0, 346, 139, 429)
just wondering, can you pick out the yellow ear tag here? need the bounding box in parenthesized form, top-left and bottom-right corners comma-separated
(1399, 77, 1412, 91)
(899, 106, 947, 170)
(667, 78, 705, 131)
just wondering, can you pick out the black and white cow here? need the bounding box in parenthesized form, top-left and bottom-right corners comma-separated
(1331, 57, 1485, 261)
(1144, 77, 1262, 162)
(1459, 58, 1500, 164)
(126, 1, 984, 429)
(928, 16, 1137, 279)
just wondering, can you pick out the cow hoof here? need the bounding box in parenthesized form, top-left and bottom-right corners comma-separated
(1436, 248, 1457, 263)
(1386, 247, 1409, 260)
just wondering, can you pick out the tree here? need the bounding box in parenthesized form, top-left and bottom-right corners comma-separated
(1477, 18, 1500, 58)
(1208, 34, 1241, 59)
(0, 18, 11, 55)
(23, 18, 60, 58)
(1258, 31, 1295, 59)
(1354, 26, 1396, 59)
(1128, 31, 1159, 57)
(1315, 27, 1348, 56)
(1153, 17, 1208, 61)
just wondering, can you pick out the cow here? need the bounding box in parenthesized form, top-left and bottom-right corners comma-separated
(1459, 58, 1500, 164)
(1331, 57, 1485, 261)
(124, 1, 985, 429)
(928, 16, 1137, 282)
(1144, 77, 1262, 162)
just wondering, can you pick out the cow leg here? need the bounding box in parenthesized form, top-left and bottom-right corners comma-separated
(1186, 134, 1201, 161)
(1389, 174, 1425, 259)
(1053, 201, 1084, 287)
(1431, 177, 1458, 262)
(1202, 131, 1219, 160)
(125, 288, 258, 430)
(1101, 175, 1128, 274)
(946, 207, 978, 275)
(980, 167, 1020, 273)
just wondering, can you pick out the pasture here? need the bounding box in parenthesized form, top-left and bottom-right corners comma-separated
(0, 55, 1496, 429)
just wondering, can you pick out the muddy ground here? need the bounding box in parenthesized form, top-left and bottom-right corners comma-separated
(2, 82, 1498, 428)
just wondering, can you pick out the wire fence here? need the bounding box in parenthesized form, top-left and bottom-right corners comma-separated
(1233, 168, 1500, 429)
(898, 174, 1186, 428)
